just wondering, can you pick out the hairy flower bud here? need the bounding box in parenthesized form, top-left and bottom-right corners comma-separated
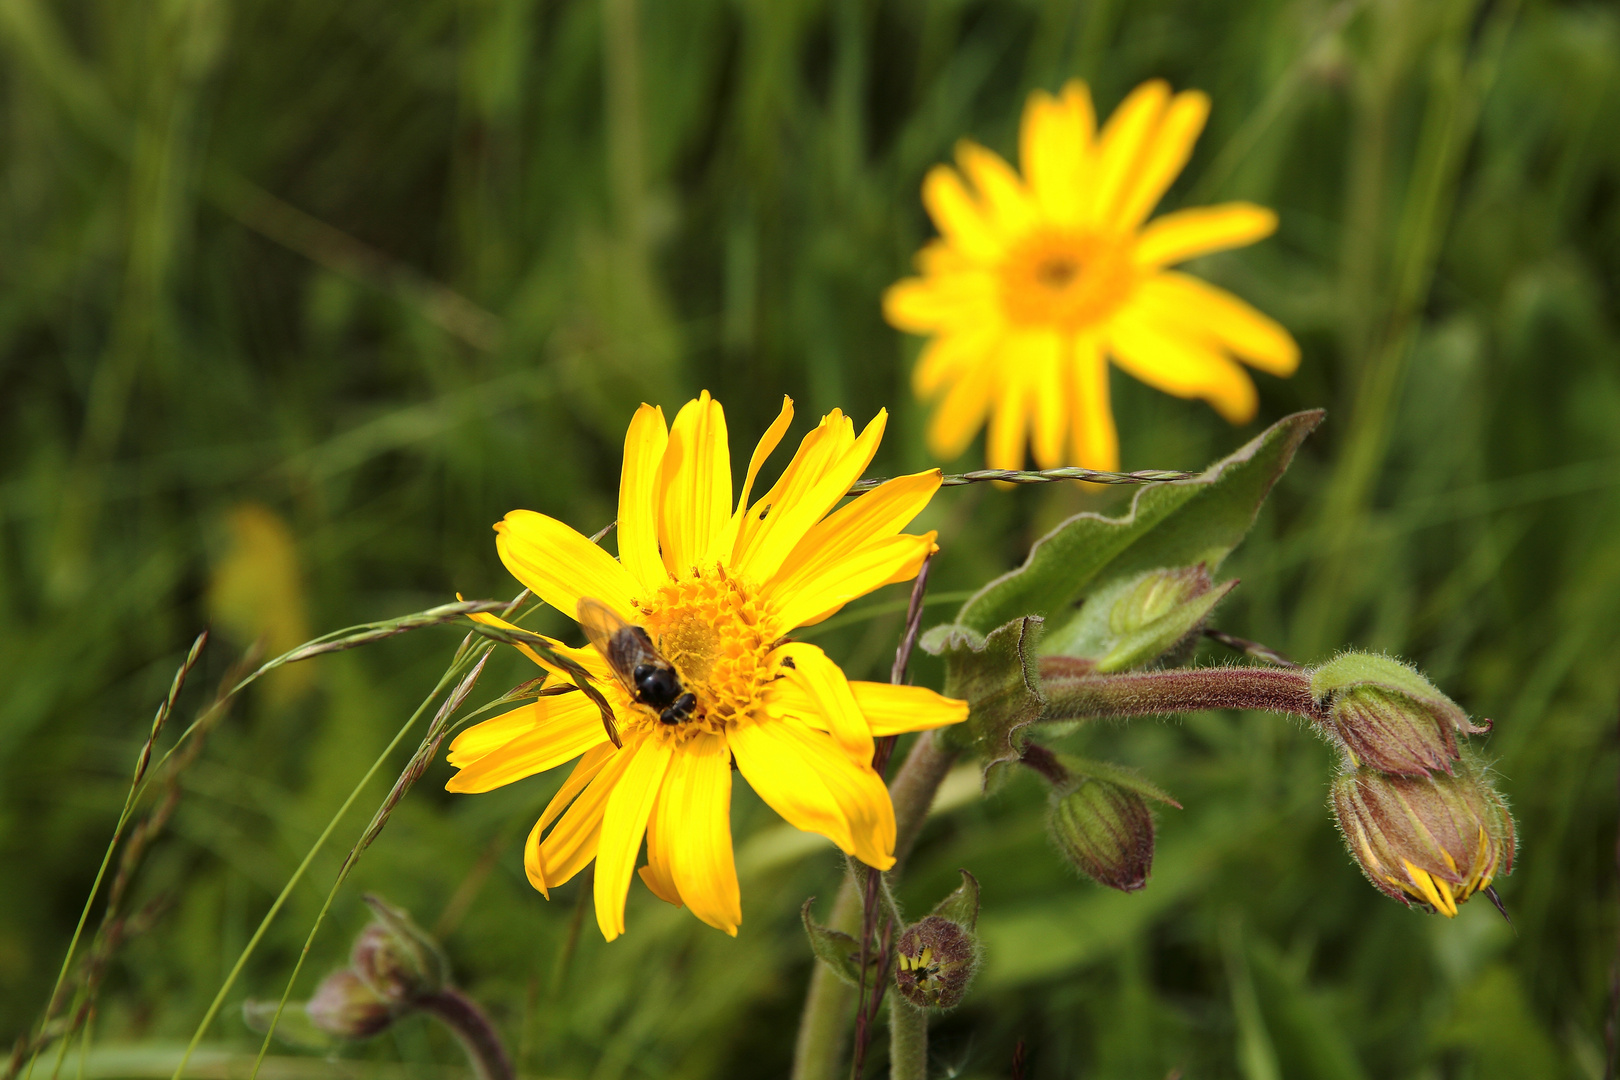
(894, 916, 979, 1010)
(1049, 779, 1154, 893)
(351, 895, 448, 1003)
(305, 969, 396, 1039)
(1331, 763, 1515, 917)
(1311, 653, 1487, 776)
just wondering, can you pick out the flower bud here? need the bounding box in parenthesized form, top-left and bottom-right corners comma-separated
(1049, 779, 1154, 893)
(304, 969, 397, 1039)
(1330, 763, 1515, 917)
(1093, 566, 1236, 673)
(1310, 653, 1487, 776)
(894, 916, 979, 1010)
(350, 895, 447, 1003)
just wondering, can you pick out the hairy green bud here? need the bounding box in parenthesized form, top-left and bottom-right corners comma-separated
(1331, 762, 1515, 917)
(1049, 778, 1154, 893)
(894, 916, 979, 1010)
(1311, 653, 1487, 776)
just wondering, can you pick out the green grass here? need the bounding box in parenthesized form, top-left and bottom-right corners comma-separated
(3, 0, 1618, 1077)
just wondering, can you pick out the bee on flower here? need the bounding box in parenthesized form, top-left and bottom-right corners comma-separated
(885, 79, 1300, 472)
(445, 393, 968, 941)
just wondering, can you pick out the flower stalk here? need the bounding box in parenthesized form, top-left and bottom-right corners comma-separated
(1038, 659, 1326, 723)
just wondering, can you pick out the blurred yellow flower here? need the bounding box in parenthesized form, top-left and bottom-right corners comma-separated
(208, 502, 314, 706)
(885, 79, 1300, 472)
(445, 393, 967, 941)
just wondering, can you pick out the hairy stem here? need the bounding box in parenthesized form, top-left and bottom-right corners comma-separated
(1039, 661, 1325, 723)
(887, 997, 928, 1080)
(417, 989, 514, 1080)
(790, 731, 958, 1080)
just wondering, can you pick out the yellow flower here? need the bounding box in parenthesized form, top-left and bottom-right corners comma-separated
(884, 79, 1300, 472)
(445, 393, 968, 941)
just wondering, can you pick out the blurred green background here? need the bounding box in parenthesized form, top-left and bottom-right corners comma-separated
(3, 0, 1618, 1076)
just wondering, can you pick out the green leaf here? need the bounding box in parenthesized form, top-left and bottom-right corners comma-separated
(922, 616, 1046, 770)
(927, 869, 981, 932)
(1055, 754, 1183, 809)
(799, 899, 869, 988)
(951, 411, 1322, 639)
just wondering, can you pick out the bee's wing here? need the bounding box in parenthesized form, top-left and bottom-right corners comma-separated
(576, 598, 640, 694)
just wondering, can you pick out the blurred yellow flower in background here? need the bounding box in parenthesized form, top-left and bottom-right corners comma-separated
(445, 393, 967, 941)
(885, 79, 1300, 472)
(208, 503, 314, 706)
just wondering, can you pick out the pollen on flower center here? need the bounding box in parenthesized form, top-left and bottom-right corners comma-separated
(999, 229, 1136, 330)
(632, 569, 779, 741)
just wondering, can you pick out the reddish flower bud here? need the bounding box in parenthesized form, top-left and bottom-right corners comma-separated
(351, 895, 447, 1003)
(894, 916, 979, 1010)
(1311, 653, 1488, 776)
(1331, 763, 1515, 917)
(305, 969, 396, 1040)
(1049, 779, 1154, 893)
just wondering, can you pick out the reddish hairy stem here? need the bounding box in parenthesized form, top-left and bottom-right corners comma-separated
(1038, 659, 1327, 723)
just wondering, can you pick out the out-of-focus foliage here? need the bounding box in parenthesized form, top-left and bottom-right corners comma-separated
(2, 0, 1616, 1076)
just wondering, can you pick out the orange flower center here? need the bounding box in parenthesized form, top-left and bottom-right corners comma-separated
(998, 230, 1136, 330)
(629, 568, 780, 743)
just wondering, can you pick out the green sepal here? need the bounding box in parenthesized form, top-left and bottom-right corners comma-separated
(799, 899, 872, 988)
(922, 616, 1046, 770)
(1309, 652, 1463, 715)
(927, 869, 981, 932)
(1054, 754, 1182, 809)
(949, 412, 1321, 643)
(241, 999, 336, 1051)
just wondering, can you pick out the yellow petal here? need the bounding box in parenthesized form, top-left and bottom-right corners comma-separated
(661, 731, 741, 934)
(921, 164, 1006, 262)
(955, 141, 1038, 236)
(444, 694, 611, 793)
(1134, 202, 1278, 267)
(445, 705, 539, 767)
(1114, 89, 1210, 229)
(767, 469, 941, 607)
(528, 741, 627, 897)
(618, 404, 671, 594)
(848, 682, 970, 736)
(1022, 81, 1095, 228)
(711, 395, 794, 565)
(1069, 334, 1119, 471)
(1090, 80, 1171, 228)
(770, 643, 874, 762)
(495, 511, 641, 623)
(730, 717, 896, 870)
(985, 339, 1033, 471)
(1026, 330, 1067, 469)
(594, 735, 674, 940)
(772, 532, 938, 630)
(1135, 272, 1299, 376)
(1106, 306, 1258, 424)
(912, 331, 986, 397)
(926, 357, 995, 460)
(732, 412, 852, 570)
(659, 391, 732, 577)
(639, 786, 683, 906)
(733, 410, 888, 584)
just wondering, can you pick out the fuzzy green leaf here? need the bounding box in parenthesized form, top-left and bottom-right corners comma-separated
(923, 616, 1046, 770)
(927, 870, 981, 932)
(799, 899, 868, 987)
(951, 411, 1322, 640)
